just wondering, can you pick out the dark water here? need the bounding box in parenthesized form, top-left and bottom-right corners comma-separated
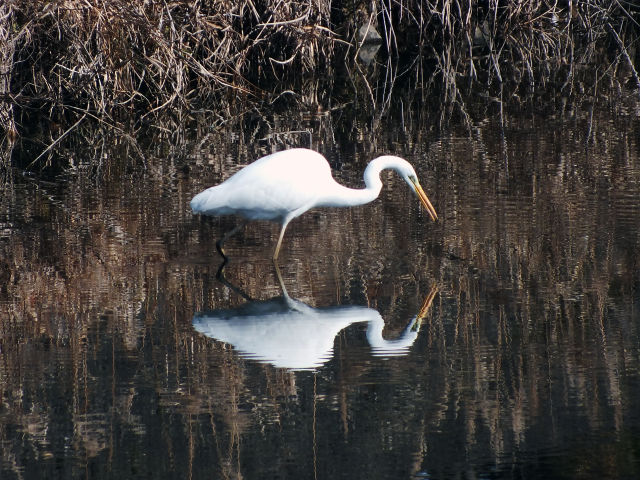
(1, 96, 640, 479)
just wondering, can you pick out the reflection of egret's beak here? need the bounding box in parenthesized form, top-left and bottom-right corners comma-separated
(412, 284, 439, 332)
(411, 179, 438, 221)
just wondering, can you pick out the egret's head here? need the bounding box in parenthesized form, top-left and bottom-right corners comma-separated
(399, 165, 438, 222)
(369, 155, 439, 222)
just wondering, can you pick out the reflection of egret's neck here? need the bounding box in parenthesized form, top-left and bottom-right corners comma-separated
(366, 285, 438, 357)
(192, 284, 438, 369)
(366, 316, 420, 356)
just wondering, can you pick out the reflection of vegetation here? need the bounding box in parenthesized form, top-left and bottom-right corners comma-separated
(1, 93, 639, 477)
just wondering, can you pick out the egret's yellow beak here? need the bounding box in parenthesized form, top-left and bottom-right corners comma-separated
(412, 284, 439, 332)
(411, 179, 438, 221)
(417, 285, 438, 319)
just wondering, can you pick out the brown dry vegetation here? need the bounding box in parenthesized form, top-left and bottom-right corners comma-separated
(0, 0, 639, 145)
(0, 0, 338, 130)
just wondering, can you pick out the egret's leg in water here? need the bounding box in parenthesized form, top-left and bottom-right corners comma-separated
(216, 221, 248, 260)
(273, 262, 288, 297)
(272, 220, 292, 262)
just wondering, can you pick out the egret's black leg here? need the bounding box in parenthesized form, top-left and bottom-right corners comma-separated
(215, 253, 230, 282)
(215, 221, 247, 261)
(216, 259, 253, 301)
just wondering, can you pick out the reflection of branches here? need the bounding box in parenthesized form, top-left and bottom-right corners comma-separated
(0, 96, 639, 476)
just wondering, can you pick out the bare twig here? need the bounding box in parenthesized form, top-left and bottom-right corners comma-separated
(25, 113, 88, 170)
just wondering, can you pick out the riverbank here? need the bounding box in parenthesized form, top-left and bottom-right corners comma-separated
(1, 1, 639, 158)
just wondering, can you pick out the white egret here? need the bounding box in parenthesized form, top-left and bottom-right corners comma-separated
(192, 286, 438, 370)
(190, 148, 438, 260)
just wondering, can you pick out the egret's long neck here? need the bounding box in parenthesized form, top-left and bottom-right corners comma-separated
(317, 157, 396, 208)
(366, 315, 420, 356)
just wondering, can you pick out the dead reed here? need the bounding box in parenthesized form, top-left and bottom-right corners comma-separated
(0, 0, 638, 144)
(0, 0, 336, 128)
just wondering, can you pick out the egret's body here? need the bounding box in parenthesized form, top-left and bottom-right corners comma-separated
(192, 286, 437, 370)
(190, 148, 437, 260)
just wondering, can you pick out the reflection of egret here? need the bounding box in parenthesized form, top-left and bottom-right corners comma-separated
(192, 285, 437, 371)
(190, 148, 437, 261)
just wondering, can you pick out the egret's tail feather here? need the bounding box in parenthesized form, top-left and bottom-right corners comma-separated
(191, 187, 228, 215)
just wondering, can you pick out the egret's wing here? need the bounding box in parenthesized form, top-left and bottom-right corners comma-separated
(193, 301, 377, 370)
(192, 149, 333, 220)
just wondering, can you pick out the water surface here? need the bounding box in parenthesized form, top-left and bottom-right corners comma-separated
(1, 98, 640, 479)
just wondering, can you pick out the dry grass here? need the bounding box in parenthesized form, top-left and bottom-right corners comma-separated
(0, 0, 638, 145)
(398, 0, 640, 103)
(0, 0, 336, 127)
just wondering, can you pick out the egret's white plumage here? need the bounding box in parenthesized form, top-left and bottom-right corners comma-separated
(192, 285, 438, 370)
(190, 148, 437, 260)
